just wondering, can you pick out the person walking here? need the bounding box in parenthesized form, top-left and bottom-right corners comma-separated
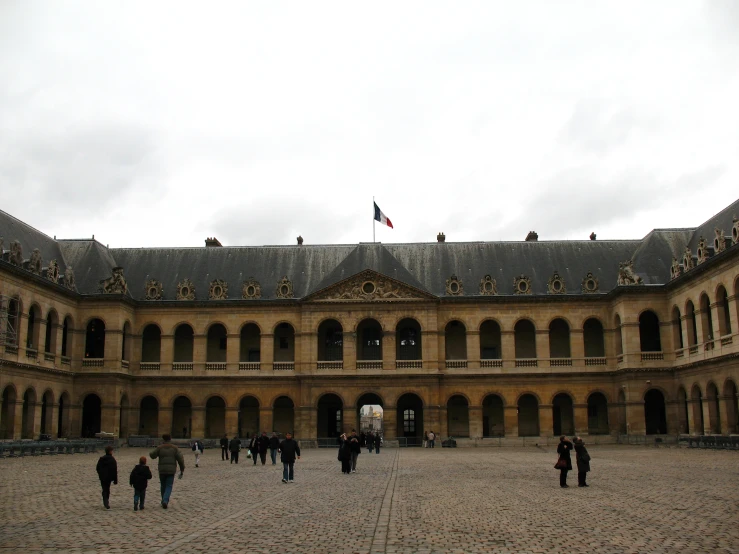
(278, 431, 301, 483)
(338, 433, 352, 474)
(229, 435, 241, 464)
(96, 445, 118, 509)
(269, 432, 280, 465)
(556, 435, 574, 488)
(220, 434, 230, 461)
(366, 431, 374, 454)
(573, 436, 591, 487)
(258, 431, 270, 465)
(150, 434, 185, 509)
(428, 430, 436, 448)
(374, 433, 382, 454)
(248, 434, 260, 465)
(129, 455, 152, 511)
(191, 439, 204, 468)
(349, 430, 361, 473)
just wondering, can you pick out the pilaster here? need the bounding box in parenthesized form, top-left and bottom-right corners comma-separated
(504, 406, 518, 437)
(382, 331, 395, 370)
(259, 406, 273, 434)
(573, 403, 588, 436)
(343, 332, 356, 370)
(539, 404, 553, 437)
(191, 406, 206, 438)
(535, 330, 548, 366)
(466, 331, 480, 369)
(383, 407, 397, 440)
(260, 334, 274, 371)
(468, 405, 482, 438)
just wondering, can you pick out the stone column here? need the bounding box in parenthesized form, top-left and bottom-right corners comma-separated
(226, 333, 239, 371)
(424, 405, 441, 436)
(535, 330, 549, 367)
(726, 294, 738, 339)
(466, 330, 480, 369)
(225, 407, 239, 437)
(191, 406, 206, 438)
(296, 331, 312, 374)
(686, 399, 698, 434)
(437, 331, 446, 370)
(468, 405, 483, 438)
(295, 405, 314, 439)
(342, 405, 356, 434)
(106, 328, 123, 370)
(719, 395, 734, 434)
(160, 334, 174, 371)
(625, 400, 645, 435)
(32, 401, 43, 438)
(54, 322, 64, 358)
(382, 331, 395, 370)
(504, 405, 518, 437)
(259, 407, 273, 434)
(665, 400, 680, 435)
(260, 334, 274, 371)
(13, 401, 24, 439)
(48, 402, 59, 439)
(101, 403, 120, 437)
(573, 403, 588, 436)
(570, 329, 584, 362)
(701, 400, 712, 434)
(438, 405, 448, 438)
(679, 316, 691, 352)
(343, 332, 356, 371)
(539, 404, 553, 437)
(383, 407, 397, 440)
(501, 331, 515, 369)
(421, 330, 438, 371)
(621, 322, 640, 362)
(193, 334, 206, 372)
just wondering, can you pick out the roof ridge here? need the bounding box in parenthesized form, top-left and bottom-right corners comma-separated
(0, 208, 57, 242)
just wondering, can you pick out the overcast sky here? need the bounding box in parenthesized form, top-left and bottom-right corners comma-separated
(1, 2, 738, 248)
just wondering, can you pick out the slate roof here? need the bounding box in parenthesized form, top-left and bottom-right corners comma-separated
(1, 200, 738, 300)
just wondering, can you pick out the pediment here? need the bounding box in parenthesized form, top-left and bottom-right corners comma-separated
(306, 270, 436, 302)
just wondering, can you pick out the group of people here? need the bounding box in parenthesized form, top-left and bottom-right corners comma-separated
(219, 432, 283, 465)
(357, 431, 383, 453)
(555, 435, 591, 488)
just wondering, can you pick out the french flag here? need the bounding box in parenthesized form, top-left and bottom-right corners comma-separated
(373, 202, 393, 228)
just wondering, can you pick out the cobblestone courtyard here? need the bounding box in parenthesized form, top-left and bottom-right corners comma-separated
(1, 445, 738, 553)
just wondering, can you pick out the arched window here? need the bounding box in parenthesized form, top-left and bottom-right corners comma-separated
(318, 320, 343, 362)
(26, 304, 41, 350)
(274, 323, 295, 362)
(396, 318, 422, 361)
(141, 324, 161, 363)
(685, 301, 698, 347)
(240, 323, 261, 363)
(548, 319, 570, 359)
(5, 298, 20, 346)
(61, 317, 72, 358)
(85, 319, 105, 358)
(514, 320, 536, 359)
(479, 320, 502, 360)
(44, 310, 58, 354)
(444, 321, 467, 361)
(699, 294, 713, 343)
(671, 307, 683, 350)
(206, 323, 227, 362)
(716, 285, 732, 337)
(356, 319, 382, 361)
(174, 324, 194, 362)
(614, 315, 623, 356)
(583, 318, 605, 358)
(638, 311, 661, 352)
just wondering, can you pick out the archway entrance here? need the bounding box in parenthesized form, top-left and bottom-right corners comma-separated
(482, 394, 504, 437)
(396, 393, 423, 446)
(706, 383, 721, 434)
(724, 380, 739, 434)
(356, 393, 383, 438)
(644, 389, 667, 434)
(139, 396, 159, 436)
(206, 397, 226, 438)
(40, 391, 54, 435)
(81, 394, 102, 438)
(690, 386, 704, 434)
(1, 386, 16, 439)
(57, 393, 70, 438)
(172, 396, 192, 438)
(517, 394, 539, 437)
(119, 395, 129, 439)
(273, 396, 294, 434)
(317, 394, 343, 439)
(447, 395, 469, 437)
(22, 389, 36, 439)
(238, 396, 259, 438)
(552, 393, 574, 436)
(587, 393, 609, 435)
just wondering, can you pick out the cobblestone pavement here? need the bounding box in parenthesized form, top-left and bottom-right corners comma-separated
(1, 445, 738, 553)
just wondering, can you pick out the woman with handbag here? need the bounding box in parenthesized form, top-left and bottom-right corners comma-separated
(573, 436, 591, 487)
(555, 435, 573, 488)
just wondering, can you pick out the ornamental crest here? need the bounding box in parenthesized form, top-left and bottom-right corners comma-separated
(696, 236, 709, 265)
(310, 270, 425, 301)
(63, 266, 76, 290)
(100, 266, 128, 294)
(445, 275, 463, 296)
(275, 276, 294, 299)
(479, 275, 497, 295)
(177, 278, 196, 300)
(145, 279, 163, 300)
(46, 260, 60, 284)
(581, 272, 599, 293)
(513, 274, 532, 295)
(669, 258, 681, 281)
(9, 240, 23, 267)
(714, 228, 726, 253)
(616, 260, 643, 286)
(547, 271, 566, 294)
(242, 279, 261, 299)
(682, 247, 695, 271)
(28, 248, 42, 275)
(732, 215, 738, 245)
(209, 279, 228, 300)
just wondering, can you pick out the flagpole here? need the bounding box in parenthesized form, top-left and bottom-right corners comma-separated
(373, 196, 376, 243)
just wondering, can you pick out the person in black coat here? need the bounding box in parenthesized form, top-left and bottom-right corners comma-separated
(269, 433, 281, 465)
(349, 431, 361, 473)
(229, 436, 241, 464)
(258, 431, 270, 465)
(96, 445, 118, 509)
(338, 433, 352, 474)
(366, 432, 374, 453)
(220, 434, 230, 461)
(248, 434, 260, 465)
(556, 435, 574, 488)
(129, 455, 153, 511)
(573, 436, 591, 487)
(278, 432, 301, 483)
(374, 433, 382, 454)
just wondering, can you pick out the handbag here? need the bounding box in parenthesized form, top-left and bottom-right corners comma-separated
(246, 450, 252, 459)
(554, 458, 568, 470)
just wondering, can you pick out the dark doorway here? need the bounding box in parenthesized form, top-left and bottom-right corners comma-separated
(81, 394, 102, 438)
(317, 393, 343, 438)
(644, 389, 667, 434)
(396, 393, 423, 445)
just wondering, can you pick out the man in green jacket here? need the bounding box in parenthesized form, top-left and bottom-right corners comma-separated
(150, 434, 185, 509)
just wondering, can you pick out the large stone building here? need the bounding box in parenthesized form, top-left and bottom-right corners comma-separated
(1, 200, 738, 444)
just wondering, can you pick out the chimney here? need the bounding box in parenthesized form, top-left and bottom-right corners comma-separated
(297, 236, 303, 246)
(590, 232, 597, 241)
(205, 237, 222, 247)
(437, 232, 446, 243)
(525, 231, 538, 242)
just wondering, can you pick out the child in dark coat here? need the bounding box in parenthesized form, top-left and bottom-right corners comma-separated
(129, 456, 153, 511)
(96, 445, 118, 509)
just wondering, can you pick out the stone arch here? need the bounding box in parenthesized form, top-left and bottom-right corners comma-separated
(318, 319, 344, 362)
(317, 393, 343, 438)
(444, 320, 467, 361)
(40, 389, 55, 436)
(447, 394, 469, 438)
(552, 392, 574, 436)
(715, 284, 732, 337)
(677, 386, 689, 434)
(57, 391, 70, 438)
(273, 322, 296, 363)
(138, 395, 159, 436)
(44, 309, 58, 354)
(517, 393, 539, 437)
(586, 392, 609, 435)
(583, 317, 605, 358)
(81, 393, 102, 438)
(482, 393, 505, 437)
(238, 320, 264, 334)
(173, 323, 194, 363)
(141, 323, 162, 363)
(396, 317, 422, 361)
(238, 395, 260, 438)
(172, 395, 193, 438)
(722, 379, 738, 434)
(638, 310, 661, 352)
(206, 322, 228, 363)
(699, 293, 714, 342)
(549, 318, 571, 359)
(514, 318, 537, 359)
(644, 388, 667, 434)
(84, 318, 106, 359)
(479, 319, 502, 360)
(273, 395, 295, 435)
(1, 385, 17, 439)
(239, 322, 261, 363)
(205, 395, 226, 438)
(356, 318, 383, 361)
(397, 392, 424, 443)
(706, 382, 721, 434)
(355, 391, 385, 408)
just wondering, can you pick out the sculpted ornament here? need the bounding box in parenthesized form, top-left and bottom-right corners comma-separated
(63, 266, 76, 290)
(514, 274, 532, 295)
(547, 271, 566, 294)
(275, 276, 294, 299)
(145, 279, 163, 300)
(313, 271, 418, 301)
(209, 279, 228, 300)
(177, 278, 196, 300)
(479, 275, 497, 295)
(714, 228, 727, 253)
(581, 272, 599, 293)
(669, 258, 682, 281)
(732, 215, 738, 245)
(46, 260, 60, 284)
(682, 247, 695, 271)
(242, 279, 261, 299)
(100, 266, 128, 294)
(28, 248, 42, 275)
(445, 275, 464, 296)
(696, 236, 710, 265)
(616, 260, 643, 286)
(9, 240, 23, 267)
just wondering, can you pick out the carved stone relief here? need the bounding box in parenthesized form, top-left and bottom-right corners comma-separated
(46, 260, 60, 284)
(479, 275, 497, 295)
(733, 215, 738, 245)
(9, 240, 22, 267)
(100, 266, 128, 294)
(581, 272, 599, 293)
(682, 247, 695, 271)
(696, 236, 710, 265)
(514, 274, 532, 295)
(616, 260, 643, 286)
(145, 279, 163, 300)
(669, 257, 682, 281)
(63, 266, 76, 290)
(714, 228, 726, 253)
(242, 279, 261, 299)
(445, 275, 464, 296)
(275, 276, 294, 299)
(547, 271, 566, 294)
(28, 248, 42, 275)
(177, 278, 196, 300)
(312, 271, 419, 301)
(209, 279, 228, 300)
